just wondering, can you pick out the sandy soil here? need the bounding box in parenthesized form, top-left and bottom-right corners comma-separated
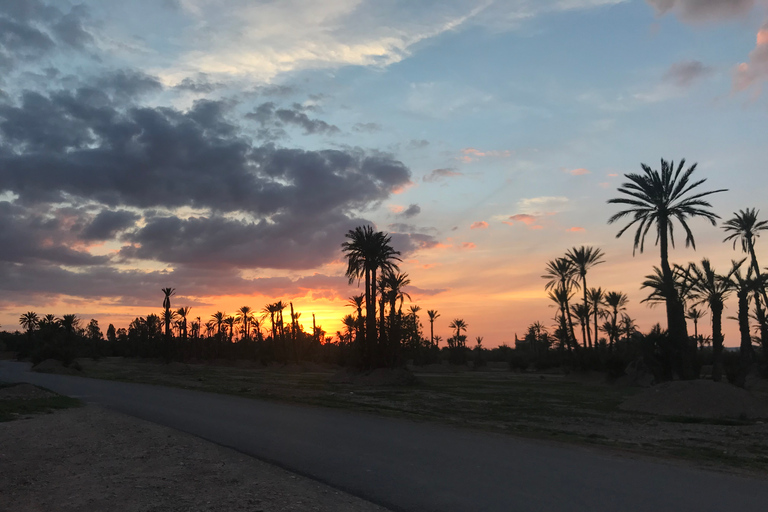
(0, 402, 389, 512)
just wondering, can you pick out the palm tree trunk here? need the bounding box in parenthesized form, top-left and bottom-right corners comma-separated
(659, 216, 693, 379)
(711, 303, 724, 382)
(736, 289, 753, 388)
(582, 277, 592, 348)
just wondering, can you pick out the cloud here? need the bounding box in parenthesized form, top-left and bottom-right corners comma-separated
(423, 168, 462, 182)
(400, 204, 421, 218)
(173, 74, 222, 94)
(565, 168, 591, 175)
(353, 122, 381, 133)
(663, 60, 713, 87)
(407, 139, 429, 149)
(246, 101, 339, 136)
(645, 0, 758, 22)
(458, 147, 512, 163)
(568, 226, 586, 232)
(503, 214, 537, 226)
(0, 83, 412, 277)
(470, 221, 488, 229)
(461, 242, 476, 249)
(734, 22, 768, 92)
(516, 196, 569, 215)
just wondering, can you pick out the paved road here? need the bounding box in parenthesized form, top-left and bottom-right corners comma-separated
(2, 360, 767, 512)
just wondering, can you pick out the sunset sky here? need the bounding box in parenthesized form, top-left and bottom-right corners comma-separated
(1, 0, 768, 346)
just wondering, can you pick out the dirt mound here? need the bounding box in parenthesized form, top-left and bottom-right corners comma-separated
(620, 379, 768, 419)
(31, 359, 83, 375)
(0, 383, 58, 400)
(332, 367, 419, 386)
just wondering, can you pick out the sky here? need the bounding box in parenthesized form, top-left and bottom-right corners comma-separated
(1, 0, 768, 346)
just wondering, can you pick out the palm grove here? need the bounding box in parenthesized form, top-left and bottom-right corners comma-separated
(4, 158, 768, 383)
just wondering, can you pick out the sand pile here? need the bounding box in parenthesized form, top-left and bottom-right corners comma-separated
(0, 383, 58, 400)
(620, 379, 768, 419)
(31, 358, 82, 375)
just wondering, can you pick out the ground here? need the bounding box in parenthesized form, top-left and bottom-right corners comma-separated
(0, 387, 388, 512)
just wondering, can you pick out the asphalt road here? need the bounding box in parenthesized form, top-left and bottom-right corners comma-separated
(2, 360, 767, 512)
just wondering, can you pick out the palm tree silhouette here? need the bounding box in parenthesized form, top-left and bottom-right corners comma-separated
(728, 259, 757, 386)
(342, 226, 401, 366)
(427, 310, 440, 347)
(542, 257, 579, 344)
(346, 294, 365, 341)
(236, 306, 254, 340)
(686, 307, 705, 348)
(176, 307, 191, 340)
(161, 288, 176, 338)
(684, 259, 735, 381)
(587, 287, 606, 349)
(19, 311, 39, 334)
(448, 318, 467, 340)
(723, 208, 768, 356)
(566, 246, 605, 348)
(211, 311, 225, 339)
(570, 303, 591, 347)
(548, 285, 575, 351)
(603, 291, 628, 349)
(608, 158, 725, 378)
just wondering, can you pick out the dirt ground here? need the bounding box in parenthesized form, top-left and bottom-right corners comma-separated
(0, 400, 389, 512)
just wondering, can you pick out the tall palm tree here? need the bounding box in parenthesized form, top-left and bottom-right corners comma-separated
(548, 285, 576, 351)
(346, 294, 365, 341)
(603, 291, 628, 348)
(161, 288, 176, 338)
(542, 257, 579, 344)
(427, 310, 440, 347)
(728, 259, 754, 387)
(19, 311, 39, 334)
(686, 308, 705, 347)
(211, 311, 225, 339)
(448, 318, 467, 340)
(342, 226, 401, 366)
(236, 306, 254, 340)
(587, 287, 606, 349)
(723, 208, 768, 357)
(176, 307, 191, 340)
(684, 259, 734, 382)
(571, 303, 591, 347)
(608, 158, 726, 378)
(566, 246, 605, 347)
(224, 316, 236, 343)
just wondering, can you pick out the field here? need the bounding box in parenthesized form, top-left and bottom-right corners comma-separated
(45, 357, 768, 475)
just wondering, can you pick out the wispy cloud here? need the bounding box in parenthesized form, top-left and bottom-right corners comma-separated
(565, 167, 591, 175)
(470, 221, 489, 229)
(568, 226, 586, 232)
(423, 168, 462, 182)
(458, 147, 512, 163)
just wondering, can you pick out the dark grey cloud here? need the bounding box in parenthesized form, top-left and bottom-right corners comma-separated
(399, 204, 421, 218)
(81, 209, 140, 241)
(0, 83, 411, 274)
(0, 1, 94, 71)
(646, 0, 757, 22)
(174, 74, 222, 94)
(94, 70, 163, 101)
(663, 60, 713, 86)
(0, 201, 109, 266)
(423, 168, 462, 182)
(246, 101, 339, 136)
(353, 122, 382, 133)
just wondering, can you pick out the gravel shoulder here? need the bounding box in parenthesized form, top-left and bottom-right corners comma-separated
(0, 405, 390, 512)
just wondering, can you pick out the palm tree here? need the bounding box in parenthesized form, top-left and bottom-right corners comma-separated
(176, 307, 191, 340)
(603, 291, 628, 349)
(427, 310, 440, 347)
(19, 311, 39, 334)
(448, 318, 468, 340)
(60, 314, 80, 335)
(236, 306, 254, 340)
(224, 316, 236, 343)
(211, 311, 225, 339)
(723, 208, 768, 358)
(608, 158, 726, 378)
(570, 303, 591, 348)
(542, 257, 579, 344)
(587, 287, 606, 349)
(548, 285, 576, 351)
(161, 288, 176, 338)
(618, 314, 637, 341)
(342, 226, 401, 366)
(566, 246, 605, 347)
(684, 259, 734, 381)
(341, 314, 357, 344)
(729, 259, 754, 387)
(686, 308, 705, 348)
(346, 294, 365, 341)
(380, 270, 411, 344)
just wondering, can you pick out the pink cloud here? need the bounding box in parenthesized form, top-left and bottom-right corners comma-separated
(565, 168, 591, 176)
(424, 168, 462, 182)
(607, 173, 619, 177)
(599, 182, 611, 189)
(458, 147, 512, 163)
(389, 204, 404, 214)
(734, 22, 768, 92)
(504, 214, 537, 225)
(392, 181, 415, 194)
(462, 242, 476, 249)
(569, 227, 586, 232)
(470, 221, 489, 230)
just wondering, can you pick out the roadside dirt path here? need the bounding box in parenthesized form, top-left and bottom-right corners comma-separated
(0, 406, 389, 512)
